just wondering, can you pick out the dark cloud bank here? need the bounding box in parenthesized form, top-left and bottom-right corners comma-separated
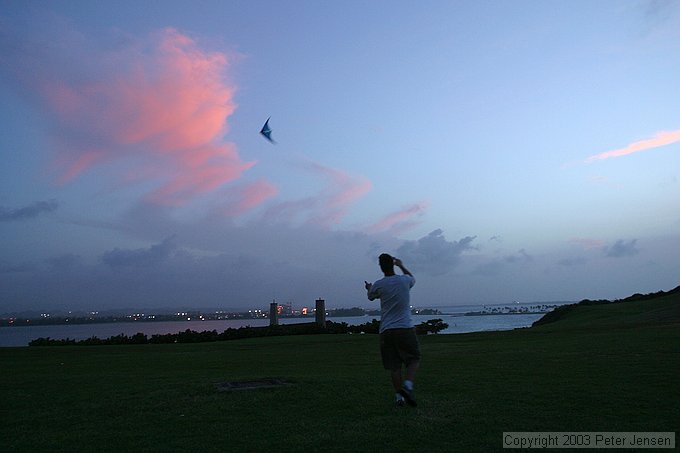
(0, 199, 58, 222)
(0, 225, 480, 312)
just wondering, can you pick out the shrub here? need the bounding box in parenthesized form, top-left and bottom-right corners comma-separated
(415, 318, 449, 335)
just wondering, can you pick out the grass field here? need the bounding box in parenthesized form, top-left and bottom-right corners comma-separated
(2, 292, 678, 452)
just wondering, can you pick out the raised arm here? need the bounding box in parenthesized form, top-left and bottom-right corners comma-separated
(393, 258, 413, 278)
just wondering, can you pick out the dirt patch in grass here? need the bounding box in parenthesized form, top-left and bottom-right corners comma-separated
(215, 378, 293, 391)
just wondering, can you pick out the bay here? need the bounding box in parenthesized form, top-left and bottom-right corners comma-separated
(0, 302, 561, 347)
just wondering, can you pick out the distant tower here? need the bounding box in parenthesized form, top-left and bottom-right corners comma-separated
(315, 298, 326, 327)
(270, 301, 278, 326)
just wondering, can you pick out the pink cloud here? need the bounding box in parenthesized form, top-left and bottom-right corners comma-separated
(367, 202, 429, 234)
(262, 161, 372, 227)
(111, 29, 235, 152)
(55, 150, 107, 185)
(238, 180, 279, 213)
(220, 180, 279, 216)
(304, 162, 372, 226)
(9, 24, 255, 207)
(586, 129, 680, 163)
(145, 143, 255, 206)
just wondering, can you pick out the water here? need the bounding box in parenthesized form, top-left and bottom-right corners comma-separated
(0, 302, 567, 347)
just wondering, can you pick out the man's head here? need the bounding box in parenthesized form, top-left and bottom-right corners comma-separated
(379, 253, 395, 275)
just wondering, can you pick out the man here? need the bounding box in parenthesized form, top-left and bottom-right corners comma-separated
(365, 253, 420, 407)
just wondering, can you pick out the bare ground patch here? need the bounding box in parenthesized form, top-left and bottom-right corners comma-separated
(215, 378, 293, 391)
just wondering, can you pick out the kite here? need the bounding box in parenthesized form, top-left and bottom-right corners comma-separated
(260, 117, 275, 143)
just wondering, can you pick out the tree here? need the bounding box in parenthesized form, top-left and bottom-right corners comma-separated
(415, 318, 449, 335)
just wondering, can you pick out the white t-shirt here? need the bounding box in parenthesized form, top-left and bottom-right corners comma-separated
(367, 274, 416, 333)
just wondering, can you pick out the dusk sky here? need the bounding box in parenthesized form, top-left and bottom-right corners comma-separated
(1, 1, 678, 313)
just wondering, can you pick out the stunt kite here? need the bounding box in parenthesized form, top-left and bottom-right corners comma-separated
(260, 117, 275, 143)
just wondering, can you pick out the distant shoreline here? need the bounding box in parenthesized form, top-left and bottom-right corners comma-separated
(0, 307, 559, 328)
(0, 312, 551, 347)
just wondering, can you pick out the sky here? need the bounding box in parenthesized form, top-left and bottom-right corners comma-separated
(1, 0, 679, 314)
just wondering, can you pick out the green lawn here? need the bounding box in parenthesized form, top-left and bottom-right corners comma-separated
(2, 294, 678, 452)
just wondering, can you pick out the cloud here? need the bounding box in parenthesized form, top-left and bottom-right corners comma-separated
(0, 199, 58, 221)
(46, 253, 82, 270)
(396, 229, 476, 276)
(366, 202, 428, 235)
(471, 260, 504, 277)
(217, 180, 279, 217)
(569, 238, 606, 250)
(585, 129, 680, 163)
(558, 257, 587, 267)
(263, 161, 371, 227)
(640, 0, 680, 36)
(471, 248, 534, 276)
(305, 162, 372, 226)
(504, 249, 533, 264)
(0, 227, 384, 311)
(1, 13, 380, 228)
(604, 239, 640, 258)
(1, 18, 255, 208)
(101, 236, 178, 267)
(644, 0, 677, 19)
(2, 217, 678, 313)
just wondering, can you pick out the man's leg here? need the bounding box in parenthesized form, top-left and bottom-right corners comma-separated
(391, 367, 406, 407)
(382, 331, 406, 406)
(400, 359, 420, 406)
(398, 329, 420, 407)
(405, 359, 420, 383)
(390, 367, 402, 392)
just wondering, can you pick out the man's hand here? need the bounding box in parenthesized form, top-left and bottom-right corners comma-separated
(392, 257, 413, 277)
(364, 281, 372, 291)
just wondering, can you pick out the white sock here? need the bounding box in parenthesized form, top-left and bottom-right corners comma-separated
(403, 380, 413, 391)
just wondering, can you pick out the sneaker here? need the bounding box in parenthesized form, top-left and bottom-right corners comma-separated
(395, 398, 405, 408)
(399, 387, 417, 407)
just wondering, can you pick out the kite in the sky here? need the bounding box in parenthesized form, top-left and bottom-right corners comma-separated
(260, 117, 275, 143)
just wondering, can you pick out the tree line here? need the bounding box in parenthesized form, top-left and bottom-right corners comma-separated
(28, 318, 449, 346)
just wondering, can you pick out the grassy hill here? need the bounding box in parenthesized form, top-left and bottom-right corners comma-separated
(533, 285, 680, 329)
(1, 287, 678, 452)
